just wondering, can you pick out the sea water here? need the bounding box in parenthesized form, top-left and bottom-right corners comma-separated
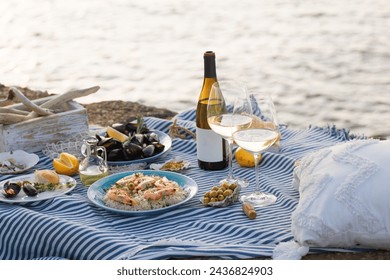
(1, 0, 389, 138)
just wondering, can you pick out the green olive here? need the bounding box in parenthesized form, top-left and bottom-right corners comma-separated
(203, 197, 210, 204)
(209, 190, 218, 197)
(223, 189, 233, 197)
(218, 194, 225, 201)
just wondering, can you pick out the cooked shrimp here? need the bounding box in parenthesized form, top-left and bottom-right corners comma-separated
(106, 188, 136, 205)
(143, 188, 177, 200)
(154, 178, 168, 189)
(134, 177, 156, 191)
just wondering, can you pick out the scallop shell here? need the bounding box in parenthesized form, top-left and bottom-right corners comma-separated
(149, 157, 190, 172)
(201, 182, 241, 208)
(0, 150, 39, 174)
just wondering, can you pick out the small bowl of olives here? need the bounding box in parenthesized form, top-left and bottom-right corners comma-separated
(201, 181, 241, 207)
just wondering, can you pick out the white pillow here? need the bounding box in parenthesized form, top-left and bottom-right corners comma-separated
(291, 139, 390, 249)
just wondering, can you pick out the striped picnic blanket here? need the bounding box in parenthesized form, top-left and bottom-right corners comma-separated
(0, 109, 360, 260)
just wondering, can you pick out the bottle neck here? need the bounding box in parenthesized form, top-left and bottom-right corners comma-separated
(204, 55, 217, 78)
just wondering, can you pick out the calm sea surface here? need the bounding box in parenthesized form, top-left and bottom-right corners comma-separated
(1, 0, 389, 138)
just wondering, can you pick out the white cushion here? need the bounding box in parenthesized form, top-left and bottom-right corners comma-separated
(291, 139, 390, 249)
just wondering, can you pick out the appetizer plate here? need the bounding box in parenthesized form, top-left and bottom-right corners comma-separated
(87, 170, 198, 216)
(149, 157, 190, 172)
(106, 130, 172, 166)
(0, 150, 39, 174)
(0, 174, 77, 204)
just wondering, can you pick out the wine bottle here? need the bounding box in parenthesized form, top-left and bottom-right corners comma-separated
(196, 51, 228, 170)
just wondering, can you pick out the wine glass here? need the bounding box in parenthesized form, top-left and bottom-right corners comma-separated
(207, 81, 252, 184)
(232, 92, 279, 207)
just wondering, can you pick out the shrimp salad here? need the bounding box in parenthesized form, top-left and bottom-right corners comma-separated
(103, 172, 188, 210)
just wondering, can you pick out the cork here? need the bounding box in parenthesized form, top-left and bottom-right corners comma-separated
(242, 202, 257, 219)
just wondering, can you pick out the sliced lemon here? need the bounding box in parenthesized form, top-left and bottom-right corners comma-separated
(53, 152, 79, 176)
(235, 147, 261, 168)
(106, 126, 129, 142)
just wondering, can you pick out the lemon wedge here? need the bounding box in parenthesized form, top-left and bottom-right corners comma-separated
(106, 126, 129, 142)
(53, 153, 79, 176)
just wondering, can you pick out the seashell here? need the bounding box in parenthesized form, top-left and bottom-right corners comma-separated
(145, 132, 159, 143)
(153, 142, 165, 153)
(142, 145, 155, 157)
(131, 134, 145, 146)
(201, 182, 242, 208)
(0, 150, 39, 174)
(123, 142, 143, 160)
(107, 148, 127, 162)
(22, 182, 38, 197)
(96, 135, 122, 152)
(150, 158, 190, 172)
(2, 181, 21, 198)
(111, 123, 127, 134)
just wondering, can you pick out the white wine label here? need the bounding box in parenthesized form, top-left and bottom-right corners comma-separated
(196, 127, 224, 162)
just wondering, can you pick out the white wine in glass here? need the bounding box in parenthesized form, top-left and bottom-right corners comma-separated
(232, 93, 279, 207)
(207, 81, 252, 184)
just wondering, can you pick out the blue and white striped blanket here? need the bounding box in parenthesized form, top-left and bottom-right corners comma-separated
(0, 109, 360, 260)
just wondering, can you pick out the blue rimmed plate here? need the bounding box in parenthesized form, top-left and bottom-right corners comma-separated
(87, 170, 198, 216)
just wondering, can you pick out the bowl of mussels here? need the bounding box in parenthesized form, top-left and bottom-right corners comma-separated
(93, 117, 172, 165)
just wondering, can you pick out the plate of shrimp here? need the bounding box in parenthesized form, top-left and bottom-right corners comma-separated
(87, 170, 198, 216)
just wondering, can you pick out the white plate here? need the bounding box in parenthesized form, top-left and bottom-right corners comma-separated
(0, 150, 39, 174)
(87, 170, 198, 216)
(0, 174, 77, 204)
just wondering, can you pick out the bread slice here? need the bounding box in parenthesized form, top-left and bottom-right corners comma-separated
(34, 170, 60, 184)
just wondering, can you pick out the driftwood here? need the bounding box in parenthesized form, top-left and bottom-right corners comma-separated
(0, 113, 28, 125)
(27, 86, 100, 118)
(10, 87, 52, 116)
(0, 107, 29, 115)
(0, 86, 100, 125)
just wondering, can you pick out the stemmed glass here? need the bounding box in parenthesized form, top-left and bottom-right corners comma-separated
(232, 92, 279, 207)
(207, 81, 252, 184)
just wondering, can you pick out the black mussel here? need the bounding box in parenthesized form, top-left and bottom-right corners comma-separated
(22, 182, 38, 197)
(145, 132, 159, 143)
(96, 135, 122, 152)
(123, 142, 143, 160)
(107, 148, 127, 161)
(131, 134, 145, 146)
(111, 123, 127, 134)
(142, 145, 155, 157)
(124, 122, 138, 134)
(125, 119, 149, 134)
(153, 142, 165, 153)
(3, 181, 21, 198)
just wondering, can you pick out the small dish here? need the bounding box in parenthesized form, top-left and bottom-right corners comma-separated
(201, 181, 241, 208)
(149, 157, 190, 172)
(0, 150, 39, 174)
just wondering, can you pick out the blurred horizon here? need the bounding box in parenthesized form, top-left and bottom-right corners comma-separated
(1, 0, 389, 138)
